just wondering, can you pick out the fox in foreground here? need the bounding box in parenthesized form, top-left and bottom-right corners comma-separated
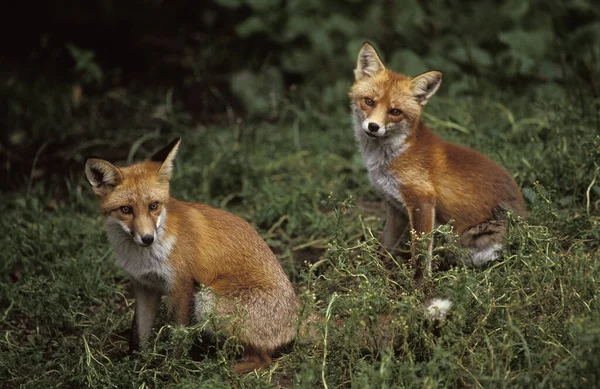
(350, 43, 528, 280)
(85, 138, 298, 374)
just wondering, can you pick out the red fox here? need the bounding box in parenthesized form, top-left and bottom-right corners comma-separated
(349, 43, 528, 280)
(84, 138, 298, 374)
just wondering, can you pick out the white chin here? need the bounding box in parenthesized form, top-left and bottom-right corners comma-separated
(364, 131, 383, 139)
(133, 237, 148, 247)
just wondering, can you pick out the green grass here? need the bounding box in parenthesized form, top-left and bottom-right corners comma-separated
(1, 84, 599, 388)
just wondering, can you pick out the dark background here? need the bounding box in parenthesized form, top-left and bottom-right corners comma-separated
(1, 0, 599, 193)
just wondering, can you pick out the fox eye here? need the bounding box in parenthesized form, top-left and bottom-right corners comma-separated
(149, 202, 159, 211)
(389, 108, 402, 116)
(120, 206, 132, 214)
(364, 97, 375, 107)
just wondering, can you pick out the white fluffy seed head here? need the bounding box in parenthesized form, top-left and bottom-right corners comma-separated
(425, 298, 453, 319)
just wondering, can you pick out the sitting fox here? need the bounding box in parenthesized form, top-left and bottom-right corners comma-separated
(349, 43, 528, 279)
(85, 138, 298, 373)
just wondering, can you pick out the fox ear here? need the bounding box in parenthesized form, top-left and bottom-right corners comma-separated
(411, 71, 443, 106)
(150, 137, 181, 181)
(355, 42, 385, 81)
(85, 158, 123, 196)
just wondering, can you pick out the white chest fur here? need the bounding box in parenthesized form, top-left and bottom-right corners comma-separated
(352, 103, 409, 210)
(366, 152, 404, 208)
(358, 135, 408, 210)
(104, 215, 176, 292)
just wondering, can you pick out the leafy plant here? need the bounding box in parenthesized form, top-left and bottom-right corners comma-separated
(66, 44, 104, 85)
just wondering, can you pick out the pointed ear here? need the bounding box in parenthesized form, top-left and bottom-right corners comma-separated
(150, 137, 181, 181)
(85, 158, 123, 196)
(355, 42, 385, 81)
(411, 71, 443, 106)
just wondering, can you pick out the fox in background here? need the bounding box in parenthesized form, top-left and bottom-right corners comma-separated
(85, 138, 298, 374)
(349, 42, 528, 296)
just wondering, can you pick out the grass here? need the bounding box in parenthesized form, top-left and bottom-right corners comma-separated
(1, 80, 599, 388)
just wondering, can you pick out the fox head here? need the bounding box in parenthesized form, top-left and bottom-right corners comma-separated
(85, 138, 181, 247)
(349, 42, 443, 141)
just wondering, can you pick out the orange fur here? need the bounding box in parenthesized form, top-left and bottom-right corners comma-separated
(350, 43, 528, 278)
(85, 138, 298, 374)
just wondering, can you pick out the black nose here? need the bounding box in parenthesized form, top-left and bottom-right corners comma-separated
(141, 235, 154, 245)
(368, 123, 380, 132)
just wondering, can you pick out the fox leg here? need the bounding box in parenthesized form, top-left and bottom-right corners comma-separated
(130, 281, 162, 351)
(382, 203, 410, 252)
(233, 349, 273, 374)
(167, 282, 195, 326)
(459, 219, 505, 267)
(406, 198, 436, 281)
(162, 283, 196, 358)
